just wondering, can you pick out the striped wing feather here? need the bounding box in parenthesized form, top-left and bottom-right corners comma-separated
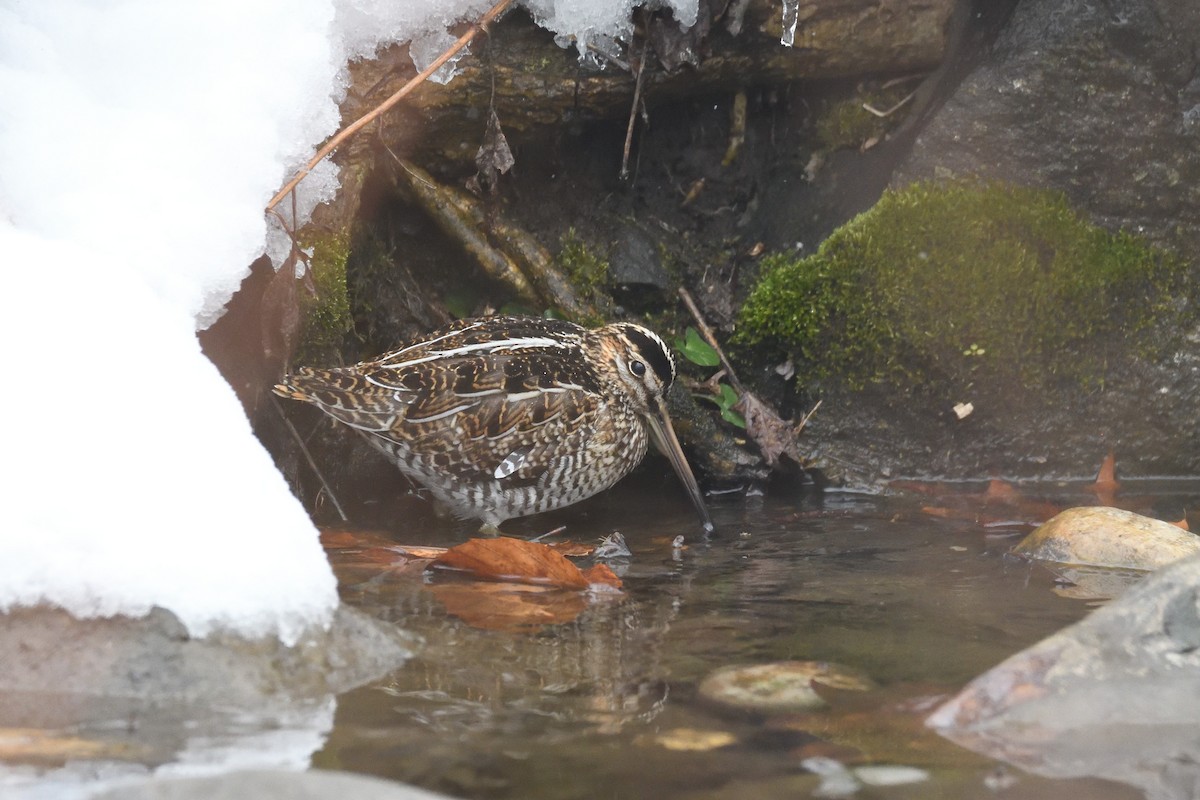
(278, 317, 605, 485)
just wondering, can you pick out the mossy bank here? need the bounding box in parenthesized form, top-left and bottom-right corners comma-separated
(735, 179, 1200, 482)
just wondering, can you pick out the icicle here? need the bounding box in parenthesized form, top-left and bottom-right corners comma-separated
(780, 0, 799, 46)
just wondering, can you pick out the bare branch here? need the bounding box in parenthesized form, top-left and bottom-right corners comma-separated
(266, 0, 514, 213)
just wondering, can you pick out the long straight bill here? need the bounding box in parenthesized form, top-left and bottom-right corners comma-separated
(646, 399, 715, 535)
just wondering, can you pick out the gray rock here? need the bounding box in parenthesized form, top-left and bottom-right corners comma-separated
(0, 605, 418, 798)
(0, 604, 416, 709)
(896, 0, 1200, 261)
(928, 552, 1200, 800)
(808, 0, 1200, 484)
(94, 769, 453, 800)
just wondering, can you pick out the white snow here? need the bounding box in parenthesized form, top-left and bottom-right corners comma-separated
(0, 0, 695, 644)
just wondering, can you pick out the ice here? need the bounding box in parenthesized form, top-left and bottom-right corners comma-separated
(781, 0, 800, 46)
(410, 29, 469, 85)
(0, 0, 699, 644)
(523, 0, 698, 55)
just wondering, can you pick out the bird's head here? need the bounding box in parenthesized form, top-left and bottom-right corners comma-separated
(591, 322, 714, 535)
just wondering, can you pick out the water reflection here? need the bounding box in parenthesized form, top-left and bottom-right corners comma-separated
(316, 482, 1187, 799)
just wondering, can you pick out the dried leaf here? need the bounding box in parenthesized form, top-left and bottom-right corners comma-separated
(429, 536, 591, 589)
(736, 390, 808, 468)
(392, 544, 451, 559)
(319, 527, 434, 571)
(1094, 450, 1118, 488)
(593, 531, 632, 559)
(548, 541, 596, 557)
(429, 582, 587, 632)
(581, 563, 623, 589)
(467, 107, 515, 196)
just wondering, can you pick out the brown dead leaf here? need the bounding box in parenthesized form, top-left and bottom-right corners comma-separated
(1090, 449, 1120, 506)
(983, 480, 1019, 501)
(736, 391, 809, 468)
(1094, 449, 1119, 489)
(429, 582, 587, 632)
(318, 528, 440, 576)
(548, 541, 596, 557)
(581, 563, 623, 589)
(429, 536, 592, 589)
(392, 544, 450, 559)
(466, 107, 514, 196)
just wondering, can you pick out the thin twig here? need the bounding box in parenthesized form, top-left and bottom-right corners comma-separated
(862, 89, 917, 118)
(794, 399, 822, 435)
(619, 32, 652, 181)
(272, 395, 349, 522)
(529, 526, 568, 542)
(266, 0, 514, 213)
(880, 72, 930, 90)
(678, 286, 745, 394)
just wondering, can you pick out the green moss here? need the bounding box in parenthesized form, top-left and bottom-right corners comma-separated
(552, 228, 613, 325)
(555, 228, 610, 294)
(297, 230, 352, 360)
(736, 179, 1190, 391)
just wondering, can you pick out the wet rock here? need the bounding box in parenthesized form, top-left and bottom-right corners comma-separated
(849, 0, 1200, 481)
(94, 769, 453, 800)
(1013, 506, 1200, 571)
(698, 661, 874, 713)
(609, 223, 672, 311)
(927, 552, 1200, 800)
(896, 0, 1200, 260)
(0, 604, 416, 715)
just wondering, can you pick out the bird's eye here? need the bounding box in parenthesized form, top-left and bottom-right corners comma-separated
(630, 360, 646, 377)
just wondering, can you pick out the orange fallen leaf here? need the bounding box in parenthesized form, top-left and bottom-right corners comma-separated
(983, 479, 1019, 501)
(1093, 449, 1119, 490)
(1090, 449, 1120, 506)
(549, 541, 596, 557)
(581, 563, 622, 589)
(391, 544, 450, 559)
(319, 527, 422, 569)
(430, 536, 621, 589)
(429, 582, 587, 632)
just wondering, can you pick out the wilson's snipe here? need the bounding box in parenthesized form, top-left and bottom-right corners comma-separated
(275, 316, 714, 533)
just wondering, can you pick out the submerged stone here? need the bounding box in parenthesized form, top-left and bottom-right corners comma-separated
(1014, 506, 1200, 571)
(698, 661, 874, 713)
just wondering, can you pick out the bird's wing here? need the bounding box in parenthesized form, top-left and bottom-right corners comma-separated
(366, 348, 605, 485)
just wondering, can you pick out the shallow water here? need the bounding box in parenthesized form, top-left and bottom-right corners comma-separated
(310, 477, 1197, 800)
(11, 476, 1199, 799)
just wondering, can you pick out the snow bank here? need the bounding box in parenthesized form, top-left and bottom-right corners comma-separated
(0, 0, 695, 644)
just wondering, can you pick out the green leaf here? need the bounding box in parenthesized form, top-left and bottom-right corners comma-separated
(720, 407, 747, 428)
(718, 382, 739, 408)
(678, 327, 721, 367)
